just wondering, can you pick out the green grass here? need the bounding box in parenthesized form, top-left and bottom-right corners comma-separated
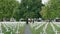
(46, 23, 55, 34)
(31, 22, 60, 34)
(1, 23, 25, 34)
(53, 23, 60, 33)
(1, 22, 60, 34)
(31, 23, 46, 34)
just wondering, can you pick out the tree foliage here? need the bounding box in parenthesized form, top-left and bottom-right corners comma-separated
(40, 0, 60, 19)
(19, 0, 42, 19)
(0, 0, 19, 20)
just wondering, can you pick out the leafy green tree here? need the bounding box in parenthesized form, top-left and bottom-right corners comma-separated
(13, 8, 20, 21)
(18, 0, 43, 23)
(19, 0, 42, 19)
(40, 0, 60, 21)
(0, 0, 19, 20)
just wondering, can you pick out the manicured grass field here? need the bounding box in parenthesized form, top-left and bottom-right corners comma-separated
(46, 23, 55, 34)
(53, 23, 60, 34)
(1, 22, 60, 34)
(30, 22, 60, 34)
(0, 22, 26, 34)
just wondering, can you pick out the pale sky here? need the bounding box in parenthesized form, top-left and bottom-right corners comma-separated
(16, 0, 48, 4)
(42, 0, 48, 4)
(16, 0, 21, 3)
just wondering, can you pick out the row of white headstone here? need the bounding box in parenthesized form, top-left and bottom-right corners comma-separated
(29, 22, 47, 34)
(42, 22, 48, 34)
(50, 22, 59, 34)
(53, 22, 60, 28)
(0, 22, 26, 34)
(40, 22, 60, 34)
(35, 22, 46, 30)
(30, 22, 60, 34)
(0, 23, 4, 34)
(30, 22, 46, 29)
(31, 22, 42, 28)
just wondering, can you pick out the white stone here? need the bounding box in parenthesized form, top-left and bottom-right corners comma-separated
(10, 32, 12, 34)
(0, 33, 4, 34)
(16, 31, 20, 34)
(35, 22, 46, 30)
(6, 28, 9, 32)
(50, 22, 56, 31)
(40, 32, 42, 34)
(43, 23, 48, 31)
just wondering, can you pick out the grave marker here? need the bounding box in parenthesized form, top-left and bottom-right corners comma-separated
(16, 31, 20, 34)
(10, 32, 12, 34)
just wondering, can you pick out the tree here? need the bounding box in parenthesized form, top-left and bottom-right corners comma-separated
(19, 0, 43, 18)
(40, 0, 60, 21)
(0, 0, 19, 21)
(18, 0, 43, 23)
(13, 8, 20, 21)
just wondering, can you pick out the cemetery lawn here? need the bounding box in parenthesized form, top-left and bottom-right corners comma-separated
(53, 23, 60, 33)
(30, 22, 60, 34)
(20, 26, 25, 34)
(1, 23, 25, 34)
(31, 23, 46, 34)
(46, 23, 55, 34)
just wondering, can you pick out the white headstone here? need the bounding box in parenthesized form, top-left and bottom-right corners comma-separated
(0, 23, 2, 33)
(10, 18, 16, 22)
(10, 32, 12, 34)
(43, 31, 47, 34)
(6, 28, 9, 32)
(55, 30, 58, 34)
(13, 28, 15, 31)
(3, 18, 6, 22)
(40, 32, 42, 34)
(0, 30, 2, 33)
(16, 30, 20, 34)
(0, 33, 4, 34)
